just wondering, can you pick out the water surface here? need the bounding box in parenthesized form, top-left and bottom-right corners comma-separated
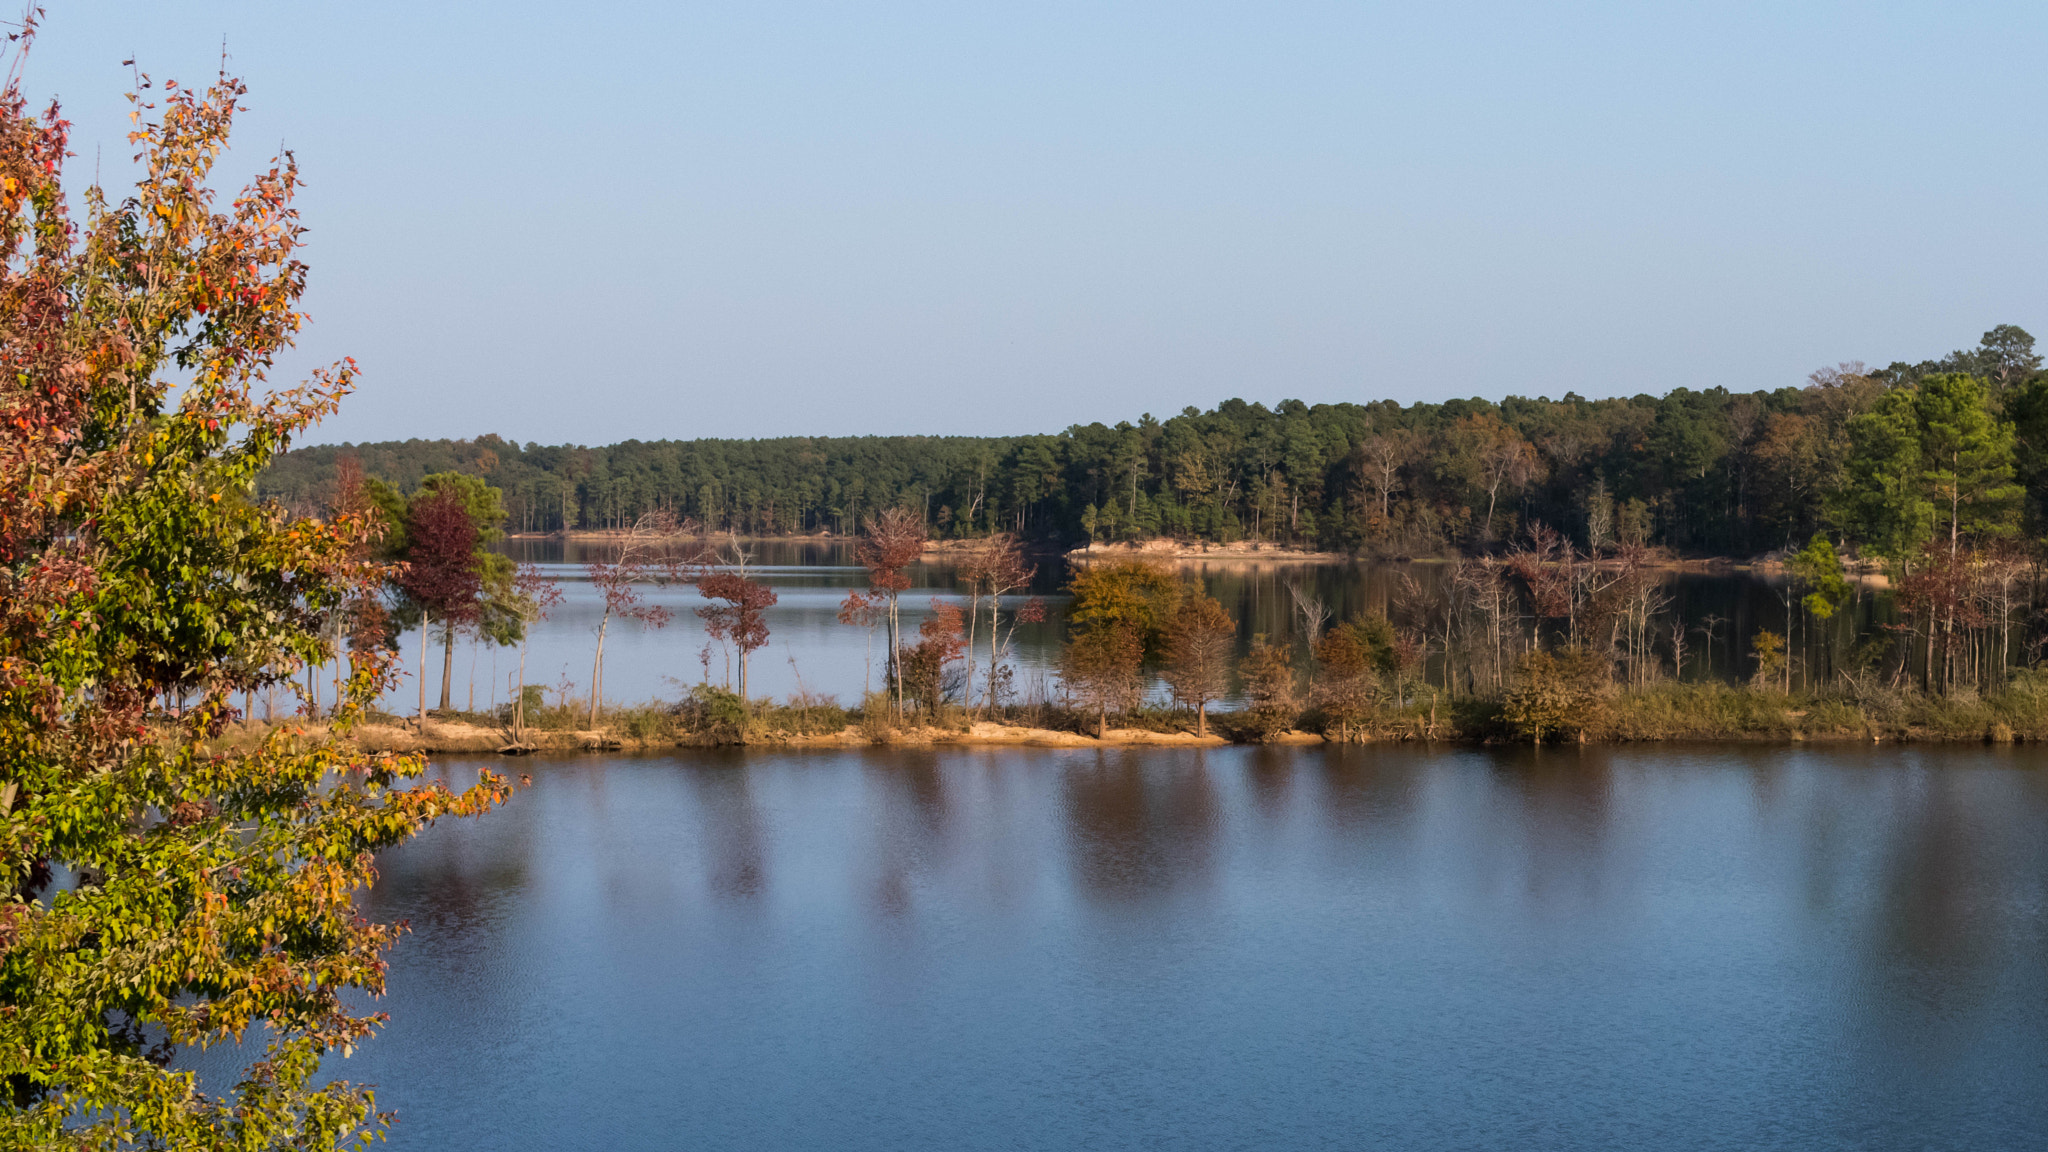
(252, 744, 2048, 1150)
(371, 541, 1870, 715)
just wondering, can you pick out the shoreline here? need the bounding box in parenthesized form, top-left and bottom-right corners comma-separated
(507, 529, 1867, 573)
(208, 715, 2028, 757)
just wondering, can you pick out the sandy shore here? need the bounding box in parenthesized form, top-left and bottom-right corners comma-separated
(210, 716, 1310, 756)
(1065, 540, 1350, 564)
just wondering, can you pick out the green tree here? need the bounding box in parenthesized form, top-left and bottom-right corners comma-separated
(1786, 533, 1850, 689)
(0, 50, 507, 1148)
(1834, 386, 1934, 559)
(1913, 373, 2021, 556)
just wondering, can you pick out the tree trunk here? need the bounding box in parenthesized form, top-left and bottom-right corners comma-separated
(416, 620, 429, 720)
(516, 638, 529, 739)
(439, 620, 456, 712)
(1197, 700, 1207, 737)
(889, 594, 904, 721)
(588, 611, 610, 727)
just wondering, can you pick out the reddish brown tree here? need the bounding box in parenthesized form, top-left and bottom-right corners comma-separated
(396, 490, 481, 719)
(696, 562, 778, 705)
(855, 507, 926, 720)
(1161, 590, 1236, 736)
(897, 600, 967, 715)
(1061, 623, 1144, 737)
(1312, 626, 1375, 742)
(1239, 634, 1300, 738)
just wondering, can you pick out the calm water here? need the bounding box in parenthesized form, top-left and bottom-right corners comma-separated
(201, 744, 2048, 1150)
(372, 540, 1858, 714)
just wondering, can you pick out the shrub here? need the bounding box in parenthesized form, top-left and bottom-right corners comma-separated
(677, 685, 750, 742)
(1238, 635, 1300, 740)
(1501, 648, 1610, 742)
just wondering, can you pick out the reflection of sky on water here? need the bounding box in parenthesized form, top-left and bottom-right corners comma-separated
(175, 745, 2048, 1150)
(359, 540, 1895, 713)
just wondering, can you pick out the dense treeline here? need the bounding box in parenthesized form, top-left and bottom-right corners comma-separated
(263, 326, 2047, 559)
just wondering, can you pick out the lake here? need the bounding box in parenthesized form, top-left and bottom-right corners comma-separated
(366, 540, 1880, 715)
(200, 743, 2048, 1150)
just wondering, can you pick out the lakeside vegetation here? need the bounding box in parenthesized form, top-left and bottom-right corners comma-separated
(279, 322, 2048, 751)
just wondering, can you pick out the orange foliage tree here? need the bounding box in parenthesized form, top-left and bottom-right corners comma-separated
(0, 35, 508, 1148)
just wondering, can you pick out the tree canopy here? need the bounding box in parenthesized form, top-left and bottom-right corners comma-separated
(263, 326, 2048, 560)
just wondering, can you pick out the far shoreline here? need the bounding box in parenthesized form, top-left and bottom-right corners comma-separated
(516, 528, 1843, 565)
(506, 529, 1858, 574)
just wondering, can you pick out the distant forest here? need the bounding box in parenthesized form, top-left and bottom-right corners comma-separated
(260, 325, 2047, 558)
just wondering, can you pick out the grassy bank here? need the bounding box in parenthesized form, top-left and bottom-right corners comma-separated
(204, 675, 2048, 756)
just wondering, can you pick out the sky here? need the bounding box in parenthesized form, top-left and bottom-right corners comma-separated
(24, 1, 2048, 445)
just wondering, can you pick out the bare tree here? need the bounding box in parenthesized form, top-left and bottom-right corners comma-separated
(584, 510, 685, 726)
(959, 533, 1036, 715)
(1287, 580, 1331, 647)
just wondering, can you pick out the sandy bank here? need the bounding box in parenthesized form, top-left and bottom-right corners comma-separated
(212, 716, 1282, 755)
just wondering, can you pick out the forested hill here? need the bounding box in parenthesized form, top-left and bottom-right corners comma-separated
(261, 325, 2048, 558)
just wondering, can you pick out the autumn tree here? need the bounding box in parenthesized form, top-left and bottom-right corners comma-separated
(898, 600, 967, 715)
(393, 489, 480, 718)
(1238, 635, 1300, 739)
(1501, 648, 1609, 742)
(318, 463, 392, 727)
(0, 44, 508, 1148)
(1061, 622, 1143, 737)
(695, 538, 777, 706)
(1440, 413, 1541, 542)
(1312, 626, 1375, 741)
(1066, 558, 1179, 652)
(855, 507, 925, 720)
(1160, 591, 1235, 735)
(371, 470, 516, 713)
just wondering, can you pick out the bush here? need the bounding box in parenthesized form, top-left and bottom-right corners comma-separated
(677, 685, 750, 742)
(1500, 648, 1610, 743)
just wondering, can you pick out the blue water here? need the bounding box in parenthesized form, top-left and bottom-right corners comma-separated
(194, 744, 2048, 1149)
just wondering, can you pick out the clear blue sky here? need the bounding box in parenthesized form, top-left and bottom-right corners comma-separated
(27, 1, 2048, 444)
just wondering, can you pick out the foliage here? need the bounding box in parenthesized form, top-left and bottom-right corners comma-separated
(1238, 635, 1299, 739)
(695, 552, 777, 704)
(1066, 559, 1179, 652)
(1159, 590, 1236, 735)
(0, 45, 508, 1149)
(1787, 534, 1850, 619)
(1749, 630, 1786, 688)
(854, 507, 924, 719)
(1311, 626, 1376, 740)
(259, 327, 2048, 562)
(1060, 623, 1143, 736)
(896, 601, 966, 714)
(1500, 648, 1610, 742)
